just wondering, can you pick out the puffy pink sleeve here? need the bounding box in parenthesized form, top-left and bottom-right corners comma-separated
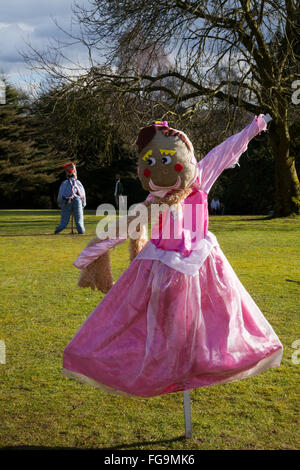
(73, 197, 151, 269)
(73, 238, 126, 269)
(198, 114, 267, 193)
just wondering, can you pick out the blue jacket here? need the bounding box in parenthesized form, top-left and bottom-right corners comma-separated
(57, 178, 86, 208)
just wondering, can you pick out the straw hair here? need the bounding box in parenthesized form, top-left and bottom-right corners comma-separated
(77, 187, 193, 293)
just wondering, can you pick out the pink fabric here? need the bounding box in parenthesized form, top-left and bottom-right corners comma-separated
(63, 115, 282, 397)
(150, 190, 208, 256)
(69, 178, 83, 201)
(63, 246, 282, 397)
(136, 232, 218, 276)
(73, 238, 126, 269)
(198, 114, 267, 193)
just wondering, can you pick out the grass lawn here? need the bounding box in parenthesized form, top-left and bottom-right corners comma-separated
(0, 209, 299, 450)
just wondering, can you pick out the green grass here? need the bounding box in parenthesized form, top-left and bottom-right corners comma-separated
(0, 210, 299, 450)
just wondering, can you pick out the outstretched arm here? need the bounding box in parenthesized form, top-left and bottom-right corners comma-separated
(73, 201, 151, 293)
(198, 114, 269, 193)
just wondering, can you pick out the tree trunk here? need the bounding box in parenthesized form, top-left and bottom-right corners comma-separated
(269, 125, 300, 217)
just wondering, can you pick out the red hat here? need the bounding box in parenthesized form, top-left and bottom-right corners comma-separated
(63, 162, 76, 175)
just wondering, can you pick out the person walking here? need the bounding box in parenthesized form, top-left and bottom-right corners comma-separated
(210, 196, 221, 215)
(54, 162, 86, 234)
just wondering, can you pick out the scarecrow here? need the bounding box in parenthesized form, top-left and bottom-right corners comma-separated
(55, 162, 86, 235)
(63, 116, 282, 398)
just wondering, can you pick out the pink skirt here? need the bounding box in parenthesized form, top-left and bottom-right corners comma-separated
(63, 246, 282, 397)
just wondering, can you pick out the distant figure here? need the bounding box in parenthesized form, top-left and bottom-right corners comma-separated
(220, 201, 225, 215)
(210, 197, 220, 215)
(54, 162, 86, 234)
(114, 174, 124, 209)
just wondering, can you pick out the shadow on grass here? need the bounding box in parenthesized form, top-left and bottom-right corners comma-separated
(0, 233, 87, 237)
(238, 216, 273, 221)
(286, 279, 300, 285)
(2, 436, 188, 451)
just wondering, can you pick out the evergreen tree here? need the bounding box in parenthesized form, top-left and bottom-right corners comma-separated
(31, 83, 139, 208)
(0, 81, 63, 208)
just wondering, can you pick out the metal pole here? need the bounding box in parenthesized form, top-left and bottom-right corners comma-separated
(71, 209, 74, 234)
(183, 390, 192, 439)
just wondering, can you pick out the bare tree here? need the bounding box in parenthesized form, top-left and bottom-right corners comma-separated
(24, 0, 300, 216)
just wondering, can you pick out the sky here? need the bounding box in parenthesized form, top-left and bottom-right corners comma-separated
(0, 0, 90, 93)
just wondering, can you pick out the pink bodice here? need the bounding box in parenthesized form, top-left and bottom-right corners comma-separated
(150, 188, 208, 257)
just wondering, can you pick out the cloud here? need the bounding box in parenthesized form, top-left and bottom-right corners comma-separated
(0, 0, 77, 23)
(0, 0, 90, 91)
(0, 24, 28, 61)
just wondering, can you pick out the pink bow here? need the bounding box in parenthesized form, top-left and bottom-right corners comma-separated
(154, 121, 168, 127)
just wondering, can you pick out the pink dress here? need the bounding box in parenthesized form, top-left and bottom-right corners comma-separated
(63, 116, 283, 397)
